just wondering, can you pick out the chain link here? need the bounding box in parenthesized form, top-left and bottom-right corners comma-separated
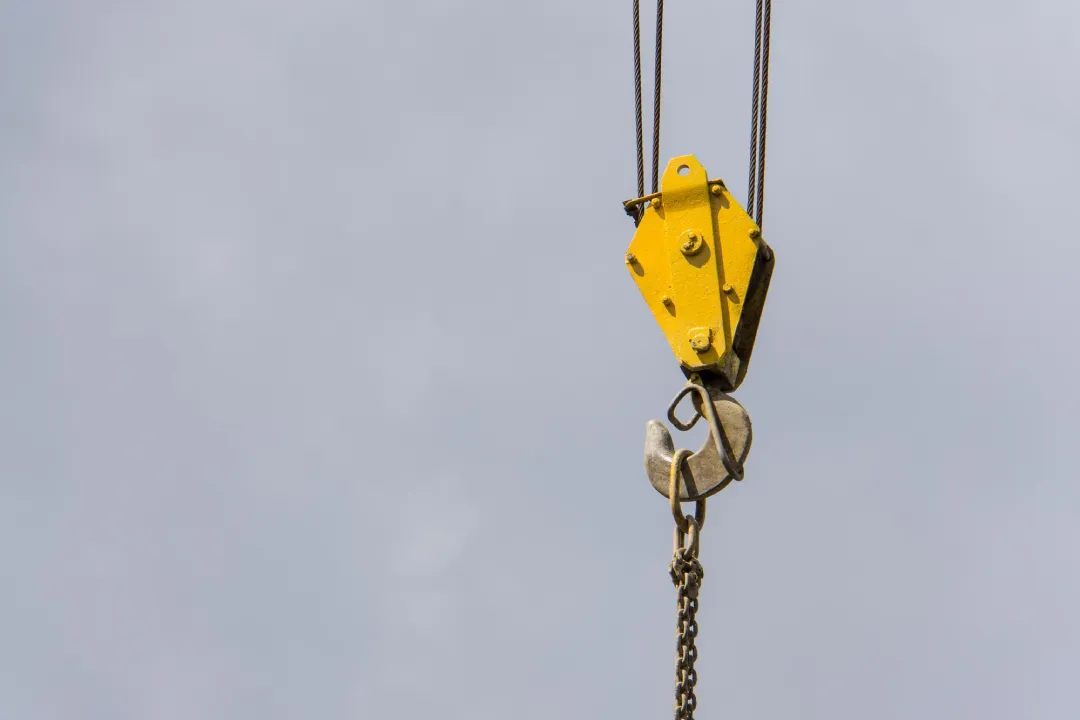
(670, 518, 704, 720)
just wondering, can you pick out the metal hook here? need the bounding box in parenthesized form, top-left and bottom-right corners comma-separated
(644, 376, 752, 502)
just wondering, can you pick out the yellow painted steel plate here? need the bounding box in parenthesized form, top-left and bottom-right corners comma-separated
(626, 155, 774, 390)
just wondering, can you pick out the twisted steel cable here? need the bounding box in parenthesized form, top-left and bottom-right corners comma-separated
(746, 0, 764, 222)
(633, 0, 645, 200)
(754, 0, 772, 229)
(651, 0, 665, 194)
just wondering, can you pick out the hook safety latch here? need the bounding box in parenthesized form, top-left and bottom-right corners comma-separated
(644, 375, 752, 502)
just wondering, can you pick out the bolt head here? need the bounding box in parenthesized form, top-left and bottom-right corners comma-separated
(710, 184, 724, 196)
(680, 229, 703, 256)
(690, 334, 711, 353)
(650, 197, 661, 209)
(661, 295, 673, 307)
(625, 252, 636, 264)
(723, 283, 733, 293)
(688, 327, 712, 353)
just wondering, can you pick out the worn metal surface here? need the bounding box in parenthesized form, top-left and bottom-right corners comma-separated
(624, 154, 775, 391)
(667, 448, 705, 534)
(645, 376, 752, 502)
(670, 516, 704, 720)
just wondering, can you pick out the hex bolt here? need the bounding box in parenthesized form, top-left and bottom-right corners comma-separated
(625, 252, 637, 265)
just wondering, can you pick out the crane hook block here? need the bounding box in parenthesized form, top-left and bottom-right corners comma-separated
(624, 155, 775, 392)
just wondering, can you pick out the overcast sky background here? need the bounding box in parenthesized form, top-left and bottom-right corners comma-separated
(2, 1, 1079, 718)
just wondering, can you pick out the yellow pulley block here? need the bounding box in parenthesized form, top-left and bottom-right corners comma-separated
(624, 155, 775, 391)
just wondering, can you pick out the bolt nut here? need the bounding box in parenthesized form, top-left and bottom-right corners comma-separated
(661, 295, 674, 307)
(650, 197, 661, 209)
(710, 184, 724, 196)
(680, 230, 704, 256)
(625, 252, 637, 265)
(688, 327, 712, 353)
(723, 283, 733, 293)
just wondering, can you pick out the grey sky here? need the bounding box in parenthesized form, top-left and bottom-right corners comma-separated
(2, 0, 1079, 718)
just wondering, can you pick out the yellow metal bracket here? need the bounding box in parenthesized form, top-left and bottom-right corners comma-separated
(624, 155, 775, 391)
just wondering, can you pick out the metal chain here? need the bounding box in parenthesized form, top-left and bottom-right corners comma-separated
(671, 518, 704, 720)
(669, 449, 705, 720)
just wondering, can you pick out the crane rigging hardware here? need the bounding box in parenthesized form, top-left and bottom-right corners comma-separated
(624, 2, 774, 719)
(624, 155, 774, 392)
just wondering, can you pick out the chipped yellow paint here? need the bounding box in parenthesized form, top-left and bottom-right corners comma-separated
(626, 155, 774, 390)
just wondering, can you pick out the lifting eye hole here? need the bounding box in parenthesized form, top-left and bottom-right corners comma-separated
(677, 165, 690, 176)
